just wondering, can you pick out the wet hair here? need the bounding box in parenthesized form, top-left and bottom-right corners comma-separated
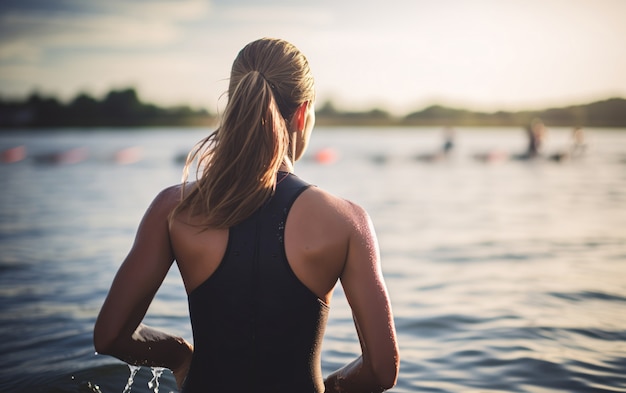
(172, 38, 315, 229)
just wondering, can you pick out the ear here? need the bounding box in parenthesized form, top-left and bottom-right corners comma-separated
(292, 101, 309, 132)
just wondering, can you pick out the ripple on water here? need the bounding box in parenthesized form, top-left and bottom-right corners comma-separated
(549, 290, 626, 304)
(394, 300, 626, 392)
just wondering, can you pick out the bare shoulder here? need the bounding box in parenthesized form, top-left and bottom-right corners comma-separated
(146, 184, 184, 217)
(296, 186, 371, 229)
(157, 184, 183, 200)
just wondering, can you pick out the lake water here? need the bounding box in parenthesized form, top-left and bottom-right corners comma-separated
(0, 126, 625, 393)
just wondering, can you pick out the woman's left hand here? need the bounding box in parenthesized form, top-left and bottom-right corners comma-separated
(172, 342, 193, 391)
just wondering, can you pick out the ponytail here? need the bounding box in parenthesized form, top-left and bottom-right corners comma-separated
(171, 38, 314, 229)
(173, 71, 290, 229)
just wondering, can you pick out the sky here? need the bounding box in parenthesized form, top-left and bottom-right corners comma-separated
(1, 0, 625, 115)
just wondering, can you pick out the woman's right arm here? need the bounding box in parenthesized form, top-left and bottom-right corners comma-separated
(93, 187, 193, 390)
(324, 202, 399, 392)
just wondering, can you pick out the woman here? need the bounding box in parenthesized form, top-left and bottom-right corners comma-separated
(94, 37, 399, 393)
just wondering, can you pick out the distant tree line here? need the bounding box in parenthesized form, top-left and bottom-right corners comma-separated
(315, 97, 626, 128)
(0, 88, 214, 128)
(1, 87, 625, 128)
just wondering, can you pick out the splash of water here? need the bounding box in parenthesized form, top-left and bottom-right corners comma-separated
(122, 364, 141, 393)
(148, 367, 165, 393)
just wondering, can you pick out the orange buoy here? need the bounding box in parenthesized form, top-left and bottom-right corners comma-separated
(314, 147, 338, 164)
(1, 145, 26, 163)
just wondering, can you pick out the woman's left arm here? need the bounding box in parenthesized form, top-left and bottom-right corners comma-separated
(93, 186, 193, 383)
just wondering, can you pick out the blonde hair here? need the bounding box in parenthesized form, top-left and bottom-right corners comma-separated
(172, 38, 315, 229)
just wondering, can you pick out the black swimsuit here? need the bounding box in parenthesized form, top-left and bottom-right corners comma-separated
(183, 173, 329, 393)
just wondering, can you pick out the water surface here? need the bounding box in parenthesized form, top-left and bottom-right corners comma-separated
(0, 127, 625, 392)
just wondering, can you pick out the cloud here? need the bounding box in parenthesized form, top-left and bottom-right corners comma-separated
(1, 0, 625, 111)
(0, 0, 212, 62)
(97, 0, 212, 21)
(0, 41, 41, 62)
(217, 4, 332, 25)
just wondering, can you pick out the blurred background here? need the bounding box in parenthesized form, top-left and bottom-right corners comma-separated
(1, 1, 625, 393)
(1, 0, 625, 117)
